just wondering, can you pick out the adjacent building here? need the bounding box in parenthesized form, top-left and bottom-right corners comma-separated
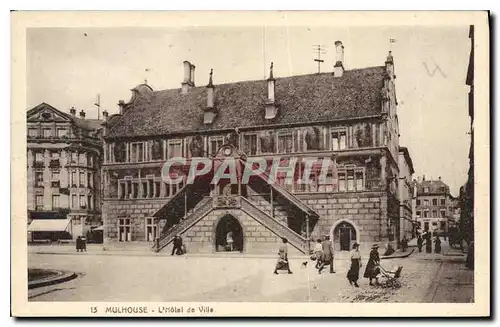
(27, 103, 104, 241)
(101, 41, 404, 254)
(398, 147, 415, 242)
(414, 177, 457, 235)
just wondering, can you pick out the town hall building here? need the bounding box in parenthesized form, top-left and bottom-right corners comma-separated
(101, 41, 407, 254)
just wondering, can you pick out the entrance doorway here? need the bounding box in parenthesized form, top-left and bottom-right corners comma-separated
(215, 215, 244, 252)
(333, 221, 357, 251)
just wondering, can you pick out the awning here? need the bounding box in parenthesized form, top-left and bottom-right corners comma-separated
(28, 219, 71, 232)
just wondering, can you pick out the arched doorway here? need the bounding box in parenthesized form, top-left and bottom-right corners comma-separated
(332, 221, 357, 251)
(214, 215, 244, 252)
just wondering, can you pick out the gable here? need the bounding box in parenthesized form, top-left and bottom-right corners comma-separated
(27, 103, 72, 123)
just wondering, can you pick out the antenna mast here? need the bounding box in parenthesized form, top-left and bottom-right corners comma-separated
(313, 45, 326, 74)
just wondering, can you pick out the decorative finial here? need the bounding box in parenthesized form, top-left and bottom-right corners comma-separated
(207, 68, 213, 87)
(269, 62, 274, 79)
(144, 79, 148, 84)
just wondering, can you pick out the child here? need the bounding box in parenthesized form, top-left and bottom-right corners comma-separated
(313, 239, 323, 269)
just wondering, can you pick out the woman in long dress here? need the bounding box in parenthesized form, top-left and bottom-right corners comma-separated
(347, 243, 361, 287)
(274, 238, 293, 274)
(363, 244, 381, 286)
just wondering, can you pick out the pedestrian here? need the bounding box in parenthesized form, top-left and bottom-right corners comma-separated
(171, 234, 183, 255)
(434, 236, 442, 253)
(347, 242, 362, 287)
(318, 235, 335, 274)
(313, 239, 323, 269)
(226, 231, 234, 251)
(363, 243, 381, 286)
(417, 235, 423, 252)
(425, 233, 432, 253)
(76, 236, 82, 252)
(274, 237, 293, 274)
(81, 236, 87, 252)
(401, 235, 408, 252)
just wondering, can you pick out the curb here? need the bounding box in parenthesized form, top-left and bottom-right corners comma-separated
(381, 248, 415, 260)
(28, 270, 78, 289)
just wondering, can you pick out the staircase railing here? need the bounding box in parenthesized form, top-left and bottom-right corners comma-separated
(240, 197, 308, 254)
(152, 197, 212, 252)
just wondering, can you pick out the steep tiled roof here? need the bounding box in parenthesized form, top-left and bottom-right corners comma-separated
(416, 180, 450, 196)
(107, 66, 387, 138)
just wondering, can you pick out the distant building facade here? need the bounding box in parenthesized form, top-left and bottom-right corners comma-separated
(27, 103, 104, 240)
(101, 42, 404, 254)
(415, 177, 457, 235)
(398, 147, 415, 241)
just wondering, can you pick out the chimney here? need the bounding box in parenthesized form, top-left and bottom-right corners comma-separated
(79, 110, 86, 119)
(438, 176, 441, 181)
(333, 41, 344, 77)
(69, 106, 76, 116)
(265, 62, 278, 120)
(422, 175, 426, 181)
(118, 100, 125, 115)
(181, 61, 195, 94)
(204, 69, 217, 124)
(385, 51, 395, 78)
(102, 110, 109, 121)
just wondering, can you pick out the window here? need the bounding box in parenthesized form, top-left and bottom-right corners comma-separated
(56, 128, 67, 137)
(424, 200, 429, 206)
(35, 172, 44, 187)
(150, 140, 164, 161)
(416, 199, 421, 206)
(87, 195, 92, 210)
(71, 195, 77, 208)
(337, 168, 364, 192)
(168, 139, 184, 159)
(440, 199, 446, 205)
(118, 218, 132, 242)
(52, 195, 59, 209)
(35, 152, 44, 162)
(440, 221, 446, 230)
(432, 199, 437, 206)
(155, 181, 161, 198)
(28, 128, 38, 137)
(71, 152, 78, 163)
(35, 195, 44, 210)
(432, 210, 437, 218)
(51, 171, 59, 181)
(423, 210, 429, 218)
(277, 133, 293, 154)
(87, 172, 93, 188)
(331, 129, 347, 151)
(130, 142, 144, 162)
(242, 134, 258, 155)
(424, 187, 429, 193)
(424, 222, 429, 231)
(209, 136, 224, 157)
(79, 153, 86, 165)
(42, 128, 52, 138)
(416, 211, 421, 218)
(79, 195, 86, 208)
(432, 222, 437, 226)
(146, 218, 157, 242)
(71, 171, 77, 186)
(51, 152, 59, 160)
(440, 210, 446, 218)
(79, 172, 86, 186)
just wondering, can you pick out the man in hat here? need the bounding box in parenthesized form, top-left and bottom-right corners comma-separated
(318, 235, 335, 274)
(363, 243, 381, 286)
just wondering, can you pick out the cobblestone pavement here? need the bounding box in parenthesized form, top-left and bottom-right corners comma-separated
(28, 241, 473, 303)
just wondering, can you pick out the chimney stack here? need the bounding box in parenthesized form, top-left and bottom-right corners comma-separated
(118, 100, 125, 115)
(385, 51, 395, 78)
(79, 110, 86, 119)
(265, 62, 278, 120)
(204, 69, 217, 124)
(70, 106, 76, 116)
(181, 61, 195, 94)
(333, 41, 344, 77)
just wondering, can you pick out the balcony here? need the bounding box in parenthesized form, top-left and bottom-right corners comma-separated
(49, 159, 60, 168)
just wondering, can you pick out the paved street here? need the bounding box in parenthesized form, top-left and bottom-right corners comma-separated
(28, 239, 473, 303)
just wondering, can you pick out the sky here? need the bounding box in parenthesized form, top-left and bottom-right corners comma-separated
(27, 26, 472, 196)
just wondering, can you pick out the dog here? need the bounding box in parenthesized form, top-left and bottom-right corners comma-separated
(301, 261, 308, 268)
